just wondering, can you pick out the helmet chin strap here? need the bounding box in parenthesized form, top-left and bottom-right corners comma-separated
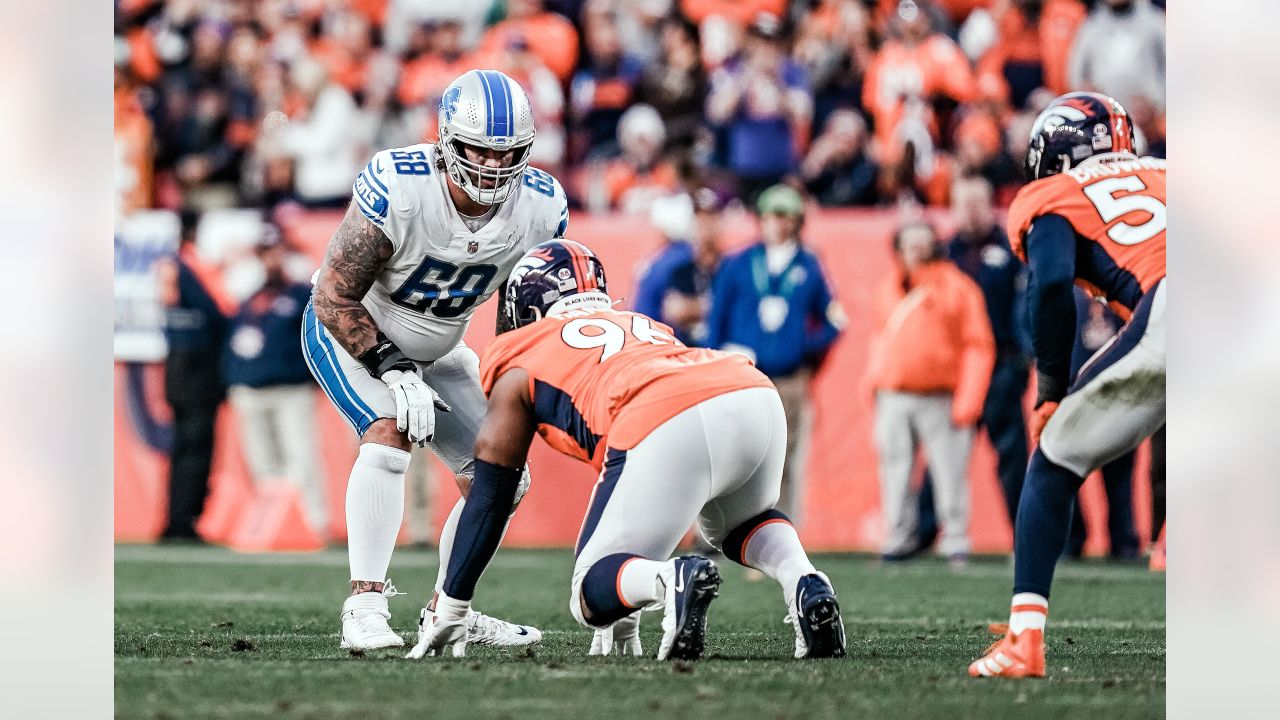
(546, 291, 613, 317)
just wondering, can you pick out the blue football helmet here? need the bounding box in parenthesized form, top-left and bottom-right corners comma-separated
(499, 240, 610, 333)
(1025, 91, 1136, 181)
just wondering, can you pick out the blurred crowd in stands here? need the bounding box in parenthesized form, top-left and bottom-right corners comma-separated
(115, 0, 1166, 219)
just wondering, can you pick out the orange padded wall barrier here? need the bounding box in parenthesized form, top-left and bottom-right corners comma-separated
(115, 209, 1151, 553)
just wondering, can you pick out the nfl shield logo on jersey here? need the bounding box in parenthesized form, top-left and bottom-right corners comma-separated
(467, 239, 480, 255)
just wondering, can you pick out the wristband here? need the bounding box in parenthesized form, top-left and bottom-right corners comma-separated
(357, 332, 416, 379)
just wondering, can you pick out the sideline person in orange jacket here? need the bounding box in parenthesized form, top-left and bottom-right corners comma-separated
(865, 219, 995, 566)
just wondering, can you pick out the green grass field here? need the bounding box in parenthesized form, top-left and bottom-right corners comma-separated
(115, 545, 1164, 720)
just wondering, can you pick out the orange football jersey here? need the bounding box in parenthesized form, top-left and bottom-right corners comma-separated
(1007, 156, 1166, 319)
(479, 308, 773, 470)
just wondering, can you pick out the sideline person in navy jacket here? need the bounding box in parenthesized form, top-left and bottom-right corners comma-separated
(225, 226, 328, 536)
(706, 184, 844, 525)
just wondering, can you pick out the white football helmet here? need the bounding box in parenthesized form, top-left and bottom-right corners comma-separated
(437, 70, 536, 206)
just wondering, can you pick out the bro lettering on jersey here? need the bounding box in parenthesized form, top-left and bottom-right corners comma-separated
(479, 308, 773, 470)
(1007, 156, 1166, 320)
(352, 143, 570, 362)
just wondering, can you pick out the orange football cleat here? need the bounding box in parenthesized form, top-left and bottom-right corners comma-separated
(968, 623, 1046, 678)
(1149, 526, 1166, 572)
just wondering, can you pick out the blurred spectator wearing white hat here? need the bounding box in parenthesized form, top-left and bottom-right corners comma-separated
(224, 224, 328, 537)
(633, 192, 696, 323)
(580, 104, 680, 214)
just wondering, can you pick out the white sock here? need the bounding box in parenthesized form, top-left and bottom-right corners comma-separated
(346, 444, 410, 586)
(1009, 592, 1049, 634)
(743, 521, 818, 595)
(617, 558, 667, 608)
(434, 499, 466, 593)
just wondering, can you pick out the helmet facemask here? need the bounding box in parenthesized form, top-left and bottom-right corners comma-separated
(440, 129, 533, 206)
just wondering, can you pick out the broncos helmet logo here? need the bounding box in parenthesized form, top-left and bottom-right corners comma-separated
(1025, 92, 1135, 180)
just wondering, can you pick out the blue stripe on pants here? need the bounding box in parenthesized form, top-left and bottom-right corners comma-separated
(575, 449, 628, 557)
(301, 300, 377, 435)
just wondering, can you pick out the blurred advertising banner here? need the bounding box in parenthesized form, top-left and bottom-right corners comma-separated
(114, 210, 178, 362)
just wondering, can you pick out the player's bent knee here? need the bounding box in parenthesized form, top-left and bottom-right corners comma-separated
(572, 553, 641, 628)
(357, 441, 411, 474)
(722, 509, 793, 567)
(361, 418, 412, 452)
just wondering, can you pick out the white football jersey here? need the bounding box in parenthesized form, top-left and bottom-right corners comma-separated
(350, 143, 569, 360)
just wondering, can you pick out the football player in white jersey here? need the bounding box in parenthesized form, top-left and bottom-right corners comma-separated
(303, 69, 568, 650)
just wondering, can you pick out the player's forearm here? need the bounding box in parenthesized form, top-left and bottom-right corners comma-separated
(313, 202, 395, 358)
(1025, 214, 1079, 403)
(441, 459, 523, 601)
(312, 285, 381, 358)
(1028, 281, 1076, 404)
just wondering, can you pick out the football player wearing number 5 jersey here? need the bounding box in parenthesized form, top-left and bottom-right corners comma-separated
(407, 240, 846, 662)
(969, 92, 1166, 678)
(305, 69, 568, 651)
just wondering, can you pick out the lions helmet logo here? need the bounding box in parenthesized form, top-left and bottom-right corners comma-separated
(440, 86, 462, 124)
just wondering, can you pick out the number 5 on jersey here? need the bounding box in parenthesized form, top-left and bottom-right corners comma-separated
(1083, 176, 1166, 245)
(561, 315, 675, 362)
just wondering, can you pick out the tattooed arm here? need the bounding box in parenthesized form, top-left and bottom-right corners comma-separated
(312, 201, 394, 358)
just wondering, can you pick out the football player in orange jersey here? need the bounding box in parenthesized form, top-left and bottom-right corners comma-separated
(969, 92, 1166, 678)
(407, 240, 847, 662)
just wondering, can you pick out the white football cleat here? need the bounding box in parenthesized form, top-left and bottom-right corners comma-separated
(466, 609, 543, 647)
(339, 580, 405, 650)
(415, 606, 542, 649)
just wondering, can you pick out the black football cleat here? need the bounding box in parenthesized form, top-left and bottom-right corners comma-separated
(656, 555, 722, 661)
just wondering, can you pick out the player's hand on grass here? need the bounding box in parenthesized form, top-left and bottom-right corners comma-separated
(406, 594, 470, 658)
(381, 369, 451, 447)
(589, 612, 642, 656)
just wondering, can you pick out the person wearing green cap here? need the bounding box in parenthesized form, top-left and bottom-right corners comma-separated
(705, 184, 845, 526)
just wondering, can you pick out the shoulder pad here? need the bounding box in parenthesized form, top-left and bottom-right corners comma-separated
(522, 166, 569, 238)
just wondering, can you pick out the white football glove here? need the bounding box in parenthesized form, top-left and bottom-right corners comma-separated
(589, 612, 642, 656)
(381, 369, 450, 447)
(406, 594, 470, 658)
